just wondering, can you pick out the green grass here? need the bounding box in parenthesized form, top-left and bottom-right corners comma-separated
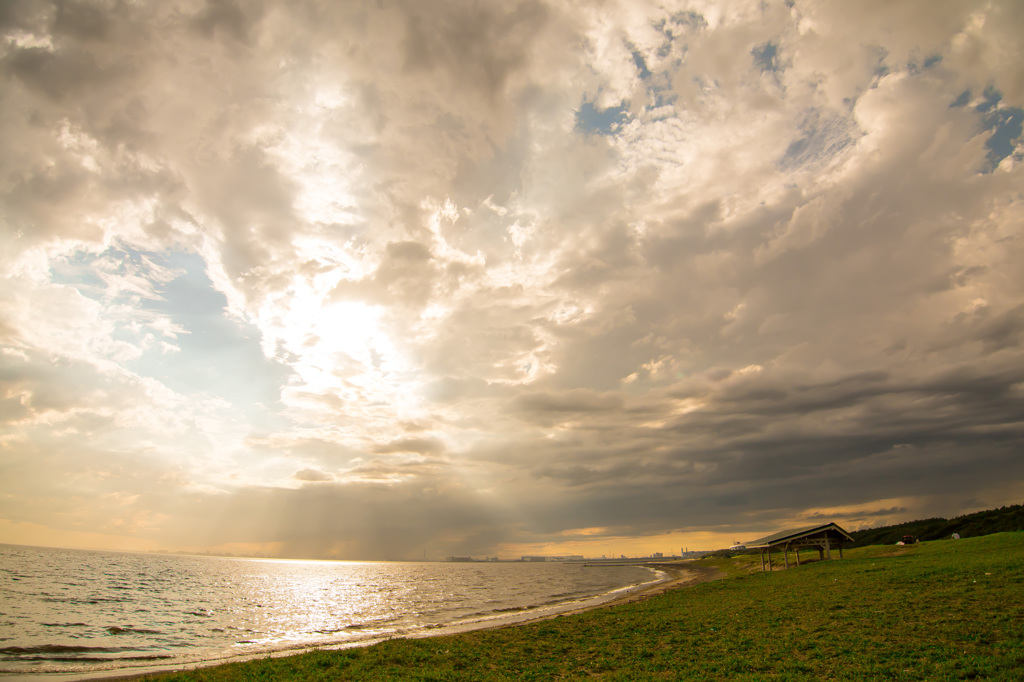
(149, 533, 1024, 680)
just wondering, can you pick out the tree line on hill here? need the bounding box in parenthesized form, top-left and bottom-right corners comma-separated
(848, 504, 1024, 547)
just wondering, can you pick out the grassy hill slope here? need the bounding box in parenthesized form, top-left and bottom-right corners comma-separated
(850, 503, 1024, 547)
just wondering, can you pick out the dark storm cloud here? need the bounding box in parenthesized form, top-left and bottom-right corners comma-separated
(495, 358, 1024, 539)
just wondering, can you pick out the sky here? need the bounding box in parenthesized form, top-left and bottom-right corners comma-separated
(1, 0, 1023, 560)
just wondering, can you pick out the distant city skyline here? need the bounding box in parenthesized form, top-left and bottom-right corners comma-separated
(2, 0, 1023, 559)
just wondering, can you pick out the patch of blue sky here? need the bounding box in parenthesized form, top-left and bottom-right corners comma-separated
(865, 45, 890, 81)
(53, 244, 290, 418)
(49, 242, 185, 309)
(906, 54, 942, 74)
(778, 109, 858, 171)
(959, 87, 1024, 171)
(631, 49, 652, 80)
(651, 85, 678, 110)
(983, 107, 1023, 170)
(575, 101, 631, 136)
(950, 89, 971, 108)
(48, 250, 107, 298)
(751, 42, 779, 73)
(134, 250, 291, 415)
(977, 86, 1001, 113)
(666, 10, 706, 31)
(639, 63, 677, 110)
(652, 12, 705, 60)
(628, 41, 676, 111)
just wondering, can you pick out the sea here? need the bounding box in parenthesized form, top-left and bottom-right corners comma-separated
(0, 544, 664, 679)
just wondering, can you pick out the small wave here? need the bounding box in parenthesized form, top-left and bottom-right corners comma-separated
(41, 596, 119, 604)
(13, 654, 174, 664)
(453, 607, 524, 622)
(0, 644, 136, 655)
(41, 622, 90, 627)
(546, 590, 584, 600)
(343, 622, 383, 631)
(490, 606, 529, 614)
(312, 625, 373, 636)
(106, 626, 164, 635)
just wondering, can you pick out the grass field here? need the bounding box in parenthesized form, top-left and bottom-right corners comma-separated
(149, 532, 1024, 680)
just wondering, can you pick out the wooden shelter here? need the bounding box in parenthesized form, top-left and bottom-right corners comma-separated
(746, 522, 854, 571)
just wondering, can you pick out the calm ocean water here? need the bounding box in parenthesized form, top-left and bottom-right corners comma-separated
(0, 544, 660, 678)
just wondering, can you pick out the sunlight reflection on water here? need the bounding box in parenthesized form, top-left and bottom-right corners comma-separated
(0, 545, 658, 676)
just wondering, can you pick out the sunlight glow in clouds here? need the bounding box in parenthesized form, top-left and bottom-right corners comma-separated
(1, 0, 1023, 559)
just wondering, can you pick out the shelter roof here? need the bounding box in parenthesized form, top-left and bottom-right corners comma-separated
(746, 522, 853, 548)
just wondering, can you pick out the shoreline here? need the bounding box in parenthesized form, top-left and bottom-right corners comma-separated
(519, 560, 724, 621)
(400, 559, 724, 636)
(29, 561, 723, 682)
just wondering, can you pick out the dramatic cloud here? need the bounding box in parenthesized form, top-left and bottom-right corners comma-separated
(1, 0, 1022, 558)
